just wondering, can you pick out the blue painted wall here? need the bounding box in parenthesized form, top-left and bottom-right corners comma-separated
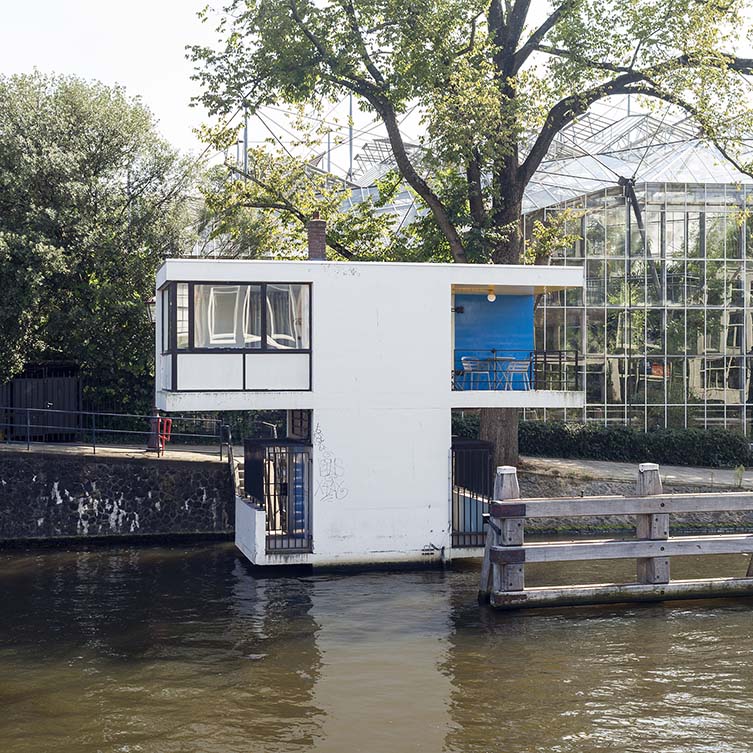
(453, 294, 534, 389)
(453, 294, 534, 356)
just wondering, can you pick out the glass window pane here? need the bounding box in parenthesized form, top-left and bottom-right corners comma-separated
(266, 284, 310, 350)
(705, 213, 726, 259)
(666, 212, 685, 258)
(177, 283, 189, 350)
(245, 286, 263, 348)
(586, 308, 605, 354)
(194, 284, 248, 348)
(666, 260, 685, 305)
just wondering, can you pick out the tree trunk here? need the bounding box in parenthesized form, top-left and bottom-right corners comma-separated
(479, 407, 519, 470)
(481, 172, 525, 468)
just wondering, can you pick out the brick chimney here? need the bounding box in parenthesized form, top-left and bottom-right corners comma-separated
(307, 213, 326, 260)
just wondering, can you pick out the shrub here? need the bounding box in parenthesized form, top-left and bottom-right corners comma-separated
(519, 421, 751, 469)
(452, 412, 480, 439)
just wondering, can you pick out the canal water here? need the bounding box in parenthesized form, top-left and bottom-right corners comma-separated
(2, 544, 753, 753)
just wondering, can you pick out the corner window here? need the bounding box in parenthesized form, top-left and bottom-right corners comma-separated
(161, 280, 311, 352)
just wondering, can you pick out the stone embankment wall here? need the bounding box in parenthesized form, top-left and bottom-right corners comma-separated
(0, 451, 234, 542)
(519, 471, 753, 533)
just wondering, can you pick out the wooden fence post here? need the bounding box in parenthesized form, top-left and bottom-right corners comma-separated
(636, 463, 670, 584)
(479, 466, 523, 603)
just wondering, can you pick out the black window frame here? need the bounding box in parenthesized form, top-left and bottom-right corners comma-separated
(158, 280, 313, 356)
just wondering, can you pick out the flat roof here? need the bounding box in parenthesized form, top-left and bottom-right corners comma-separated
(157, 259, 584, 293)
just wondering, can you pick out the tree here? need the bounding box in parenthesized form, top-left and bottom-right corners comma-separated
(190, 0, 753, 464)
(0, 72, 196, 411)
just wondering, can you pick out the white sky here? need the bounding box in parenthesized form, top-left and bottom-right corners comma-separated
(1, 0, 213, 154)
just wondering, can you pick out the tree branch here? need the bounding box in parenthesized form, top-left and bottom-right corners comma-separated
(338, 0, 385, 85)
(513, 0, 576, 72)
(226, 164, 357, 258)
(520, 72, 644, 183)
(288, 0, 377, 95)
(288, 0, 466, 261)
(375, 100, 468, 262)
(454, 12, 482, 56)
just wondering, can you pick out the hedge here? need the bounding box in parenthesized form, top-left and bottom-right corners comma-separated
(451, 414, 751, 468)
(519, 422, 750, 469)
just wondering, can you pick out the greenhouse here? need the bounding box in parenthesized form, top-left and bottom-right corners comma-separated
(521, 105, 753, 433)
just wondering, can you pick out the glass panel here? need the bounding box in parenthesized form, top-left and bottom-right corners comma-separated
(686, 213, 702, 257)
(646, 310, 664, 354)
(606, 206, 625, 256)
(726, 310, 745, 353)
(666, 406, 686, 428)
(642, 357, 666, 403)
(544, 308, 564, 351)
(565, 310, 583, 353)
(666, 310, 685, 355)
(666, 211, 685, 258)
(686, 260, 704, 304)
(606, 260, 626, 302)
(646, 405, 666, 430)
(586, 308, 605, 354)
(605, 357, 625, 404)
(705, 213, 726, 259)
(194, 284, 248, 348)
(177, 283, 189, 350)
(728, 267, 744, 307)
(266, 284, 310, 350)
(666, 358, 686, 403)
(666, 260, 685, 305)
(605, 310, 626, 353)
(586, 259, 605, 304)
(706, 260, 725, 305)
(244, 285, 263, 348)
(585, 213, 606, 257)
(585, 359, 605, 403)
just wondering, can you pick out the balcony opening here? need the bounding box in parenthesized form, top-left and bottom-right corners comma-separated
(451, 287, 579, 391)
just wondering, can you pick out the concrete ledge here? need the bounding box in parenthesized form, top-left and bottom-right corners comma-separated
(450, 390, 585, 410)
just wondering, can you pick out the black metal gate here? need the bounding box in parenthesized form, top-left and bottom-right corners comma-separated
(244, 439, 313, 553)
(0, 364, 81, 441)
(451, 439, 493, 548)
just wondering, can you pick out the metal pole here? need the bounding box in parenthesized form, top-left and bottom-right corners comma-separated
(243, 106, 248, 180)
(348, 93, 353, 180)
(91, 413, 96, 455)
(26, 408, 30, 451)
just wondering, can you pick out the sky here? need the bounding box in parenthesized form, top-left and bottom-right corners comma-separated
(1, 0, 214, 154)
(0, 0, 402, 172)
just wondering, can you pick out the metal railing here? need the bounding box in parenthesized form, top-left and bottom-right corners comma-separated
(452, 349, 580, 391)
(244, 439, 313, 553)
(451, 440, 493, 548)
(0, 406, 229, 458)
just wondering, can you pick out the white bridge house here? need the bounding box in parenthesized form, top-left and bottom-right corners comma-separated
(155, 258, 584, 567)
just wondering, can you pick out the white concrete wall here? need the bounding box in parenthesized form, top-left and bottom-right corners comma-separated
(245, 353, 309, 391)
(177, 353, 244, 391)
(155, 260, 584, 567)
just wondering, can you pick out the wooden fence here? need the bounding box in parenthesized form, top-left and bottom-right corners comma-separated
(479, 463, 753, 610)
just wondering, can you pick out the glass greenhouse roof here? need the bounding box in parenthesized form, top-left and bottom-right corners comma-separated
(523, 108, 753, 212)
(344, 101, 753, 217)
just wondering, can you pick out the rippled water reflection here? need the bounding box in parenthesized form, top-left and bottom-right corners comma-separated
(2, 545, 753, 752)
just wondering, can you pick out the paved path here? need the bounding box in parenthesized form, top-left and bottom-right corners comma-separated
(520, 456, 753, 490)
